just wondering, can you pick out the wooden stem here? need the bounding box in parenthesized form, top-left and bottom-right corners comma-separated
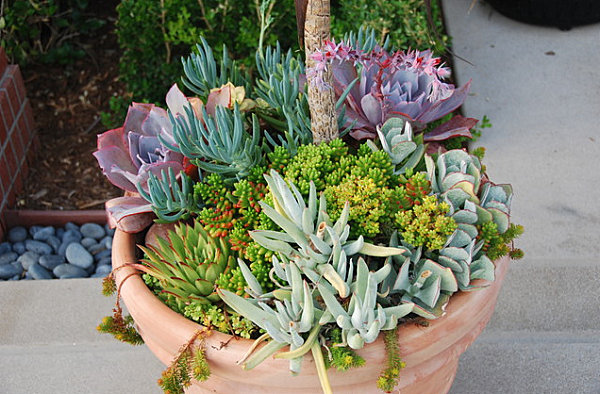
(304, 0, 338, 144)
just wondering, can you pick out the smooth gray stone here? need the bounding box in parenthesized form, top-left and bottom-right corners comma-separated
(12, 242, 26, 255)
(32, 226, 55, 242)
(91, 272, 109, 278)
(95, 264, 112, 275)
(0, 252, 18, 265)
(57, 242, 70, 257)
(7, 226, 27, 243)
(98, 257, 112, 266)
(17, 252, 40, 270)
(0, 263, 22, 279)
(101, 236, 113, 250)
(65, 244, 93, 270)
(104, 224, 115, 236)
(55, 228, 65, 239)
(94, 249, 112, 262)
(61, 229, 82, 244)
(80, 237, 97, 249)
(80, 223, 105, 240)
(0, 242, 12, 255)
(52, 264, 88, 278)
(64, 222, 79, 232)
(29, 263, 53, 280)
(28, 226, 43, 237)
(46, 236, 61, 254)
(85, 264, 95, 275)
(39, 255, 66, 271)
(9, 274, 20, 280)
(87, 243, 106, 255)
(25, 240, 52, 255)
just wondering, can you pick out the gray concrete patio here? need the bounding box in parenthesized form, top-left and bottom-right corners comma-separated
(1, 0, 599, 393)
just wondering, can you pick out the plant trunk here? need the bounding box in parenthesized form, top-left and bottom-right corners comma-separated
(303, 0, 338, 144)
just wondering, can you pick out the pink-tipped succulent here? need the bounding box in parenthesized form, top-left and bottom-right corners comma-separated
(94, 101, 185, 233)
(309, 40, 476, 141)
(94, 83, 252, 233)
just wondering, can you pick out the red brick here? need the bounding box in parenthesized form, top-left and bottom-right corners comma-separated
(12, 171, 23, 195)
(0, 156, 10, 195)
(9, 67, 26, 103)
(15, 114, 28, 157)
(0, 92, 14, 133)
(0, 111, 7, 144)
(0, 48, 7, 76)
(11, 126, 25, 162)
(5, 185, 16, 208)
(4, 141, 17, 175)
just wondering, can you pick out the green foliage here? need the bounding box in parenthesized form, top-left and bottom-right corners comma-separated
(377, 327, 405, 392)
(183, 303, 257, 339)
(138, 169, 199, 223)
(101, 275, 116, 296)
(395, 196, 457, 250)
(139, 220, 237, 304)
(330, 0, 449, 54)
(444, 115, 493, 150)
(283, 138, 350, 194)
(479, 222, 524, 260)
(326, 329, 366, 372)
(114, 0, 297, 109)
(0, 0, 105, 65)
(157, 330, 211, 394)
(324, 175, 391, 238)
(97, 314, 144, 345)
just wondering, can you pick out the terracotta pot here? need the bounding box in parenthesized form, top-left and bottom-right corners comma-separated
(112, 228, 510, 394)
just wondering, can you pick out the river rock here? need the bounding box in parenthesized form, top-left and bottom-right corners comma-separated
(80, 237, 97, 249)
(95, 264, 112, 275)
(29, 263, 53, 280)
(0, 263, 22, 279)
(39, 254, 66, 270)
(18, 252, 40, 270)
(8, 226, 27, 243)
(29, 226, 43, 237)
(33, 226, 55, 241)
(65, 243, 94, 269)
(25, 240, 53, 255)
(101, 236, 113, 250)
(0, 252, 18, 265)
(80, 223, 105, 240)
(97, 257, 112, 267)
(45, 236, 61, 253)
(65, 222, 79, 232)
(94, 249, 112, 262)
(62, 229, 82, 244)
(12, 242, 26, 255)
(53, 264, 88, 278)
(0, 242, 12, 255)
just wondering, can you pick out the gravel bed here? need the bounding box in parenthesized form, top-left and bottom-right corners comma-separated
(0, 222, 113, 281)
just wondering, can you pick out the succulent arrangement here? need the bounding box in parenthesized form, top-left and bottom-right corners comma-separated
(96, 19, 522, 394)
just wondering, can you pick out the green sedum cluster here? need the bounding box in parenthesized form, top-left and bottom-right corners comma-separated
(395, 195, 457, 250)
(183, 303, 257, 339)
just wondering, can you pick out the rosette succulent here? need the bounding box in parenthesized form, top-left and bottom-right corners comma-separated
(310, 40, 477, 141)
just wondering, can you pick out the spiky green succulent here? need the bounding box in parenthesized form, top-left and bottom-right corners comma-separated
(138, 220, 236, 304)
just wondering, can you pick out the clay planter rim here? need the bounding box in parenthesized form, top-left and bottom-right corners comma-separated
(112, 228, 510, 393)
(3, 209, 107, 228)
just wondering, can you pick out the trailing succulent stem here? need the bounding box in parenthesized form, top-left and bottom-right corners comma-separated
(377, 327, 405, 393)
(158, 329, 212, 394)
(97, 271, 144, 345)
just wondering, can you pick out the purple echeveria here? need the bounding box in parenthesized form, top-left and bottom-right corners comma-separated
(309, 41, 475, 141)
(94, 94, 187, 232)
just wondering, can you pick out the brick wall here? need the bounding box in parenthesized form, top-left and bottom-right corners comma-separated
(0, 47, 37, 240)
